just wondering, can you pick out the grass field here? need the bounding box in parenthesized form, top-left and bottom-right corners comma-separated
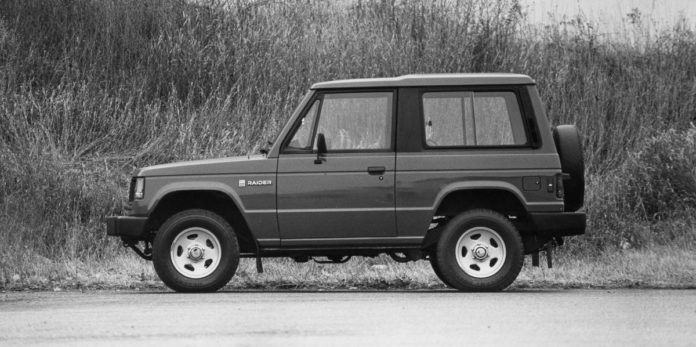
(3, 247, 695, 291)
(1, 0, 695, 290)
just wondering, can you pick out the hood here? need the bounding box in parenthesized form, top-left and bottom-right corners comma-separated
(136, 155, 276, 177)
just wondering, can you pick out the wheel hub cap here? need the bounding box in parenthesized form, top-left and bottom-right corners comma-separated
(472, 245, 488, 260)
(455, 227, 507, 278)
(170, 227, 222, 279)
(188, 246, 204, 261)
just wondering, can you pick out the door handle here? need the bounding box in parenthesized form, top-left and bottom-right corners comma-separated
(367, 166, 386, 175)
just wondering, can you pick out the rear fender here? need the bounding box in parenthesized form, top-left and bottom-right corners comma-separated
(432, 181, 529, 212)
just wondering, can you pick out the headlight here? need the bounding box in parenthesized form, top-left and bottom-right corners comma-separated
(130, 177, 145, 200)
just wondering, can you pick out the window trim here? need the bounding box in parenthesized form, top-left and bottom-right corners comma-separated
(284, 99, 322, 152)
(281, 96, 323, 154)
(281, 88, 397, 154)
(418, 86, 534, 150)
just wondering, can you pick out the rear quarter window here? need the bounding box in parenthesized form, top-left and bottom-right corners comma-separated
(422, 91, 527, 147)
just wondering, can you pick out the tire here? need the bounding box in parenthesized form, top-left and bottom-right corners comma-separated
(434, 209, 524, 291)
(553, 125, 585, 212)
(153, 209, 239, 292)
(429, 252, 455, 288)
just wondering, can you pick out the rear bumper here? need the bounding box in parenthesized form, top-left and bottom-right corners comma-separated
(530, 212, 586, 237)
(106, 216, 148, 239)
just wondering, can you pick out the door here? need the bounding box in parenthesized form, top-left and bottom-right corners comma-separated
(277, 90, 397, 246)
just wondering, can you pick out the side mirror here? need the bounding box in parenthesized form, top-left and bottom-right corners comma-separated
(315, 133, 327, 164)
(259, 140, 273, 155)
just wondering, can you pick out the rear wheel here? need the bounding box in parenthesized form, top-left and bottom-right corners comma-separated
(434, 209, 523, 291)
(153, 209, 239, 292)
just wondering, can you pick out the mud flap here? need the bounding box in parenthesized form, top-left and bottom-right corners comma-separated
(531, 244, 553, 268)
(255, 241, 264, 273)
(256, 256, 264, 273)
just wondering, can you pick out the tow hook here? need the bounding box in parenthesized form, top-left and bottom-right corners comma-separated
(123, 241, 152, 261)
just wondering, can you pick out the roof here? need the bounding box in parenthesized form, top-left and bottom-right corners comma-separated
(310, 73, 535, 89)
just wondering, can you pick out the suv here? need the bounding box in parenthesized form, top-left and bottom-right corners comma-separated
(107, 74, 586, 292)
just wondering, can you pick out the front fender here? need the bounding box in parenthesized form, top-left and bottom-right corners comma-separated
(147, 181, 246, 214)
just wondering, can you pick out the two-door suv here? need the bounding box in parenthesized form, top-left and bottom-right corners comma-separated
(107, 74, 586, 292)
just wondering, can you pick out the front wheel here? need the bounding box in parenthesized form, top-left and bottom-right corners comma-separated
(433, 209, 523, 291)
(153, 209, 240, 292)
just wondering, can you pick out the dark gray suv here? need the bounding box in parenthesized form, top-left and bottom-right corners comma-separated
(107, 74, 586, 292)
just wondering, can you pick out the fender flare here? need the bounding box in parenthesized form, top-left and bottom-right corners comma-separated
(431, 180, 530, 213)
(146, 182, 260, 243)
(422, 181, 529, 249)
(148, 181, 247, 213)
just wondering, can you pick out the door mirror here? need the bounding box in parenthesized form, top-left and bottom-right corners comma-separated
(315, 133, 327, 164)
(259, 140, 273, 155)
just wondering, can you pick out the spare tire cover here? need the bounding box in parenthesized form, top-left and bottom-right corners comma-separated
(553, 125, 585, 212)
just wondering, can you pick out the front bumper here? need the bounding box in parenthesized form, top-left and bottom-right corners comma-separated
(530, 212, 586, 237)
(106, 216, 148, 239)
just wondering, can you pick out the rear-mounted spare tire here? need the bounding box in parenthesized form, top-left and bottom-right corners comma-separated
(553, 125, 585, 212)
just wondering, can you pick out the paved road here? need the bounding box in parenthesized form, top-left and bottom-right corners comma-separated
(1, 289, 695, 346)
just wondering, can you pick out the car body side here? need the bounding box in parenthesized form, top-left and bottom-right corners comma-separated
(108, 80, 584, 256)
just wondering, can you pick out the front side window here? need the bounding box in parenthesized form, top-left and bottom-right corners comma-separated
(315, 92, 393, 151)
(423, 91, 527, 147)
(287, 100, 319, 150)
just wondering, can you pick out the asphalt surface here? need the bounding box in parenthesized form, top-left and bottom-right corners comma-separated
(1, 289, 695, 346)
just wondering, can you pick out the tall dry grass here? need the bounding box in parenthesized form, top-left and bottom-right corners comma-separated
(1, 0, 695, 283)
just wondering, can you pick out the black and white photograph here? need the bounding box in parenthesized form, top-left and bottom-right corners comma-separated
(1, 0, 695, 345)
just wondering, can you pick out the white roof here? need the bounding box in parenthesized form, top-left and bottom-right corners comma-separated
(311, 73, 534, 89)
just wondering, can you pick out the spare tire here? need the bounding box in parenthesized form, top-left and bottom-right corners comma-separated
(553, 125, 585, 212)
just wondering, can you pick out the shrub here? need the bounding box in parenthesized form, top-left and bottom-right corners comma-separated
(0, 148, 128, 259)
(619, 125, 696, 220)
(584, 125, 696, 249)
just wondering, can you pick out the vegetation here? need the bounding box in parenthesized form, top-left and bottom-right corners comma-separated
(1, 0, 695, 289)
(4, 250, 695, 291)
